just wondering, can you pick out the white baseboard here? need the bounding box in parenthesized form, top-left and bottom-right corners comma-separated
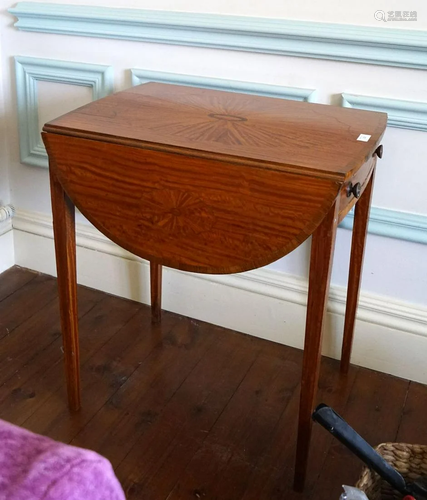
(0, 219, 14, 274)
(12, 209, 427, 384)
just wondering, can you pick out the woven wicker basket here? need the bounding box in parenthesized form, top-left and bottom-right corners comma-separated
(356, 443, 427, 500)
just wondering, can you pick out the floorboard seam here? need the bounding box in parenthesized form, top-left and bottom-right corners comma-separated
(394, 380, 411, 442)
(0, 278, 58, 340)
(0, 270, 38, 303)
(163, 345, 264, 499)
(0, 291, 106, 393)
(113, 325, 220, 478)
(306, 365, 361, 500)
(18, 302, 143, 430)
(69, 314, 183, 449)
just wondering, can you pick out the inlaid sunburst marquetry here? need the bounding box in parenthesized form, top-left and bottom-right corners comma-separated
(139, 188, 215, 236)
(147, 92, 287, 148)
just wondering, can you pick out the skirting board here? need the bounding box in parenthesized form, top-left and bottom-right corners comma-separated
(12, 209, 427, 384)
(0, 220, 14, 274)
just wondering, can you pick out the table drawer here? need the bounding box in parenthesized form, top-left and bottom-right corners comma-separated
(338, 157, 376, 223)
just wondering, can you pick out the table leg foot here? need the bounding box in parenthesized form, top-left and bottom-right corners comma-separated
(340, 168, 375, 374)
(150, 262, 162, 323)
(294, 200, 339, 491)
(49, 168, 80, 412)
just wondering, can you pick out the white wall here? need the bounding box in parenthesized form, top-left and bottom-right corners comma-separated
(0, 9, 10, 208)
(0, 8, 14, 272)
(1, 0, 426, 380)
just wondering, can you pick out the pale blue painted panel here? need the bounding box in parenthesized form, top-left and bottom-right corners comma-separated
(342, 94, 427, 132)
(340, 207, 427, 245)
(131, 69, 316, 102)
(9, 2, 427, 70)
(15, 56, 113, 168)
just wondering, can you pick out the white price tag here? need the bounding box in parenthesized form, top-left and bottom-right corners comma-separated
(357, 134, 371, 142)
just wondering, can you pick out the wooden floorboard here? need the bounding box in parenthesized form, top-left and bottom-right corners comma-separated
(160, 341, 297, 500)
(0, 266, 38, 302)
(396, 381, 427, 443)
(117, 324, 262, 500)
(314, 368, 409, 500)
(0, 266, 424, 500)
(17, 294, 141, 432)
(0, 272, 58, 340)
(0, 284, 103, 388)
(241, 358, 359, 500)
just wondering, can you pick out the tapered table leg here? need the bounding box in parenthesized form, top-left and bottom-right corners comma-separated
(49, 169, 80, 412)
(150, 262, 162, 323)
(294, 200, 339, 491)
(340, 168, 376, 374)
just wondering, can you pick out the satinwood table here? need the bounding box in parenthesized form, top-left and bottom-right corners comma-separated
(42, 83, 387, 490)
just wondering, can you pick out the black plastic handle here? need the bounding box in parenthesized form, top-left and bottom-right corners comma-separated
(312, 404, 408, 495)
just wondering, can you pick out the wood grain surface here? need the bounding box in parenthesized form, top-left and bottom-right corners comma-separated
(43, 133, 342, 274)
(44, 83, 387, 181)
(49, 169, 81, 411)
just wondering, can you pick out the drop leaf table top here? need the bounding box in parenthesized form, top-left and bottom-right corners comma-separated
(43, 83, 386, 274)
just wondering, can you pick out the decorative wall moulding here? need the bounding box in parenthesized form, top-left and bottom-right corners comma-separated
(340, 207, 427, 245)
(131, 69, 317, 102)
(9, 2, 427, 70)
(15, 56, 113, 168)
(342, 93, 427, 132)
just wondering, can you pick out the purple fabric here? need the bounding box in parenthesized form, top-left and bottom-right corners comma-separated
(0, 419, 126, 500)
